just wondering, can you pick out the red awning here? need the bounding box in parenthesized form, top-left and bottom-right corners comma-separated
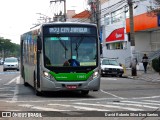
(106, 28, 125, 42)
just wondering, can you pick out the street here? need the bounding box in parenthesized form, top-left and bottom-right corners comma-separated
(0, 65, 160, 120)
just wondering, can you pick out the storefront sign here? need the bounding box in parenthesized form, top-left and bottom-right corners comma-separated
(106, 28, 124, 42)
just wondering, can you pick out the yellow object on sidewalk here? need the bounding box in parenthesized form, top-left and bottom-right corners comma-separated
(122, 64, 126, 74)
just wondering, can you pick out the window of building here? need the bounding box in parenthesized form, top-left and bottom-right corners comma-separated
(104, 14, 110, 25)
(111, 8, 123, 24)
(106, 42, 126, 50)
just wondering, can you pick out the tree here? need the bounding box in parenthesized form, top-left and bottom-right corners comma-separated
(0, 37, 20, 58)
(147, 0, 160, 16)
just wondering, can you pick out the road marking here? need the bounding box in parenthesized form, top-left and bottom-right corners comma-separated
(4, 76, 20, 85)
(19, 104, 69, 111)
(101, 78, 117, 80)
(5, 95, 160, 103)
(12, 76, 20, 101)
(100, 89, 124, 99)
(121, 101, 160, 106)
(0, 72, 20, 75)
(48, 104, 109, 111)
(74, 103, 143, 111)
(143, 100, 160, 103)
(105, 102, 159, 109)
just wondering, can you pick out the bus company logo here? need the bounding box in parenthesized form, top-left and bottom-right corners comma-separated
(115, 33, 122, 39)
(2, 112, 11, 117)
(56, 76, 67, 79)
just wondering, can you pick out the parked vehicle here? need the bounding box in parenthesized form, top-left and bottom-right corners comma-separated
(3, 57, 19, 71)
(0, 58, 4, 65)
(101, 58, 124, 77)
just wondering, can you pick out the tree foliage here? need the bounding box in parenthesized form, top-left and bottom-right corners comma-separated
(155, 0, 160, 4)
(152, 57, 160, 72)
(147, 0, 160, 16)
(0, 37, 20, 58)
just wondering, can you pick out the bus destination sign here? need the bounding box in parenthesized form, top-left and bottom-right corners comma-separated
(49, 27, 91, 34)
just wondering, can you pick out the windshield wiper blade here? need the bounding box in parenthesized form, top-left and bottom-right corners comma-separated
(57, 37, 68, 51)
(74, 36, 84, 58)
(57, 36, 68, 58)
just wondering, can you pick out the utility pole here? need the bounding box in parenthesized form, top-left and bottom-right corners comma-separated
(88, 0, 102, 54)
(128, 0, 137, 76)
(96, 0, 101, 34)
(89, 0, 100, 31)
(50, 0, 66, 22)
(88, 0, 96, 23)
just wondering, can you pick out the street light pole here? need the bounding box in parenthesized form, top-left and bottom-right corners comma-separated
(128, 0, 137, 76)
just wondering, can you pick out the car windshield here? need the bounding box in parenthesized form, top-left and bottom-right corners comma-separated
(5, 58, 18, 62)
(102, 59, 119, 66)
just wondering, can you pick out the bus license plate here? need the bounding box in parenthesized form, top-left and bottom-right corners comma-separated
(66, 85, 77, 89)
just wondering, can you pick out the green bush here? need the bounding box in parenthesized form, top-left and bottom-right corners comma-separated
(152, 58, 160, 72)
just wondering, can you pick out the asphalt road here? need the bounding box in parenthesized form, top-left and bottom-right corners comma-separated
(0, 65, 160, 120)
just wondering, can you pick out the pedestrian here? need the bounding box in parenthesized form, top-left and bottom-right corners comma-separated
(130, 58, 138, 76)
(142, 54, 148, 73)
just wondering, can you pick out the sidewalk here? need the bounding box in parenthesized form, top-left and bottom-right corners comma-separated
(123, 68, 160, 82)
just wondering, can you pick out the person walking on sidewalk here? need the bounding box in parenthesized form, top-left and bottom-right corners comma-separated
(142, 54, 148, 73)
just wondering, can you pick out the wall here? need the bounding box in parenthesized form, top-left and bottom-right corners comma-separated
(135, 32, 151, 53)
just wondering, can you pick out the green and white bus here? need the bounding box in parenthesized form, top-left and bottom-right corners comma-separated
(20, 22, 101, 96)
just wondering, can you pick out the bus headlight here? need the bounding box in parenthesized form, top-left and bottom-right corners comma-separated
(93, 71, 99, 79)
(43, 71, 51, 79)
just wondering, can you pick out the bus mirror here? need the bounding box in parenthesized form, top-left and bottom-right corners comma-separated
(37, 36, 42, 50)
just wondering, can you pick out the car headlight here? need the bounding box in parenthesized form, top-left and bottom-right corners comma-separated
(43, 71, 51, 79)
(93, 71, 99, 79)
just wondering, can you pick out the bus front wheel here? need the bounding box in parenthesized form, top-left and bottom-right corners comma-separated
(23, 70, 29, 86)
(81, 90, 89, 95)
(34, 73, 42, 96)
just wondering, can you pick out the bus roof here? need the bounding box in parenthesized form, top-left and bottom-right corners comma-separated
(22, 22, 97, 36)
(41, 22, 97, 27)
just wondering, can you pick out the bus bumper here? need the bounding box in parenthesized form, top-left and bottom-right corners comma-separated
(41, 76, 100, 91)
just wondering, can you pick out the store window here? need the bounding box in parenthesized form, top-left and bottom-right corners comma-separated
(106, 42, 126, 50)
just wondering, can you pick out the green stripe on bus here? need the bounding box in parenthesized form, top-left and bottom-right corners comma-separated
(49, 71, 94, 81)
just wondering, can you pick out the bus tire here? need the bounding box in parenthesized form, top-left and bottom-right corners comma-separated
(34, 73, 42, 96)
(23, 70, 29, 86)
(35, 90, 42, 96)
(81, 90, 89, 95)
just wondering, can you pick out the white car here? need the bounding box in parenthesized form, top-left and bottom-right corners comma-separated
(3, 57, 19, 71)
(101, 58, 124, 77)
(0, 58, 4, 65)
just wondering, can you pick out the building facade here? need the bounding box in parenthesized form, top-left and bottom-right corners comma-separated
(100, 0, 160, 67)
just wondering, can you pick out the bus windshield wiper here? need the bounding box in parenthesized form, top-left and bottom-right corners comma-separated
(74, 36, 84, 58)
(57, 36, 68, 58)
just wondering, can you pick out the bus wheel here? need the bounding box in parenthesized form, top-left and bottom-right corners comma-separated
(81, 90, 89, 95)
(34, 80, 42, 96)
(23, 71, 29, 86)
(34, 74, 42, 96)
(35, 90, 42, 96)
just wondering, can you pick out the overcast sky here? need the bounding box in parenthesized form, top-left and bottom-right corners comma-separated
(0, 0, 87, 44)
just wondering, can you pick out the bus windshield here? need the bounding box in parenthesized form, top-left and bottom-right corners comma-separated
(44, 35, 97, 67)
